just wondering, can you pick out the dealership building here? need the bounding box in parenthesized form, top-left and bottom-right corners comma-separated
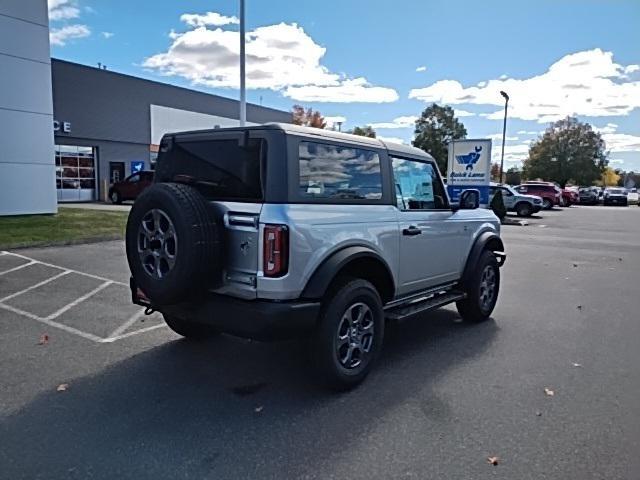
(0, 0, 291, 215)
(50, 60, 291, 203)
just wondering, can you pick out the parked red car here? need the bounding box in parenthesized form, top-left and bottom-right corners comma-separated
(109, 171, 154, 204)
(561, 188, 579, 206)
(514, 182, 561, 209)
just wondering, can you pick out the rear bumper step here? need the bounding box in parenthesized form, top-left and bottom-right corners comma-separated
(385, 290, 466, 321)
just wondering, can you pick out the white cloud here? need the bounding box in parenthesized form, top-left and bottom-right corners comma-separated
(370, 115, 417, 129)
(416, 66, 427, 72)
(50, 24, 90, 46)
(491, 143, 531, 163)
(610, 159, 625, 164)
(378, 136, 406, 145)
(594, 122, 618, 134)
(602, 133, 640, 153)
(488, 133, 519, 142)
(409, 49, 640, 123)
(624, 65, 639, 74)
(454, 109, 475, 117)
(517, 130, 539, 135)
(144, 16, 398, 103)
(180, 12, 239, 27)
(101, 31, 114, 39)
(48, 0, 80, 20)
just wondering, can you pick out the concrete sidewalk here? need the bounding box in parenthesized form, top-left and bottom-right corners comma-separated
(58, 202, 132, 212)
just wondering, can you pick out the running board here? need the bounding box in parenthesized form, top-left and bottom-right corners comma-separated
(385, 290, 466, 321)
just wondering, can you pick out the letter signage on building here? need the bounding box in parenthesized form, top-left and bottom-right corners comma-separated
(53, 120, 71, 133)
(447, 139, 492, 205)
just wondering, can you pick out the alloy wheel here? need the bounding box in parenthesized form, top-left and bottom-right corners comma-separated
(137, 208, 178, 279)
(335, 302, 375, 369)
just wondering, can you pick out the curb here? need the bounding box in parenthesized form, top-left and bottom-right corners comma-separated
(0, 233, 124, 251)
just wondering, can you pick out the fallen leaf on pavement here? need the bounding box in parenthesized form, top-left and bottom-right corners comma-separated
(38, 334, 49, 345)
(536, 411, 542, 416)
(487, 456, 499, 466)
(254, 405, 264, 413)
(577, 305, 582, 310)
(544, 387, 555, 396)
(56, 383, 69, 392)
(572, 263, 578, 267)
(618, 257, 623, 262)
(572, 362, 582, 367)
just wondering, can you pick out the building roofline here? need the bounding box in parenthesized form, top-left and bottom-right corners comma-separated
(50, 58, 290, 117)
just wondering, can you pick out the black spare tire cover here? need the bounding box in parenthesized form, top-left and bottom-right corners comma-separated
(126, 182, 221, 305)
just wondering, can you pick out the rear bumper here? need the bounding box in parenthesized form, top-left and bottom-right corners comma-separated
(131, 278, 320, 341)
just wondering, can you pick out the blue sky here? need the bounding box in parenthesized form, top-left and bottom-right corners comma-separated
(49, 0, 640, 170)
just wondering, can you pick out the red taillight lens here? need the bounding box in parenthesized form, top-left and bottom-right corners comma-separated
(263, 225, 289, 277)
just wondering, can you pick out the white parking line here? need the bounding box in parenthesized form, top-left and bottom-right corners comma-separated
(102, 324, 166, 343)
(45, 281, 112, 321)
(0, 302, 105, 343)
(0, 251, 128, 287)
(0, 260, 36, 276)
(0, 270, 71, 303)
(106, 308, 146, 339)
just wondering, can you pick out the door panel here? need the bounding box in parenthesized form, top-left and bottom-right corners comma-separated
(392, 157, 465, 295)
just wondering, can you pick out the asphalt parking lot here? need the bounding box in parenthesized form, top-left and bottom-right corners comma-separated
(1, 205, 639, 480)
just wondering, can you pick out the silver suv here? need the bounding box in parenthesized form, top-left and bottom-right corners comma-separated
(126, 124, 506, 389)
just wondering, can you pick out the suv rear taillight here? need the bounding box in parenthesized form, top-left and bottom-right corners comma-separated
(263, 225, 289, 277)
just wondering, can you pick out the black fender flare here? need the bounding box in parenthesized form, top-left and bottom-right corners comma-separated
(301, 246, 395, 300)
(461, 231, 505, 287)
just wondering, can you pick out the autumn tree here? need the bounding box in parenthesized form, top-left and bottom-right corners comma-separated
(522, 117, 607, 187)
(291, 105, 326, 129)
(349, 125, 376, 138)
(412, 104, 467, 174)
(598, 167, 621, 187)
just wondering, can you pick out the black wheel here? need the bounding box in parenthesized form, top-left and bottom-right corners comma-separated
(515, 202, 532, 217)
(110, 189, 122, 204)
(312, 278, 384, 391)
(542, 198, 553, 210)
(163, 314, 219, 339)
(126, 182, 221, 305)
(457, 250, 500, 323)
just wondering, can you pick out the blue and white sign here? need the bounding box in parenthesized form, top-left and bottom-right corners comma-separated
(447, 139, 492, 205)
(131, 161, 145, 174)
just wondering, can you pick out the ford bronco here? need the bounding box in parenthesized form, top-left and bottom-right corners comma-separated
(126, 124, 505, 389)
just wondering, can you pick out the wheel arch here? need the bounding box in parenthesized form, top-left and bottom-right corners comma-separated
(461, 231, 505, 287)
(301, 246, 395, 304)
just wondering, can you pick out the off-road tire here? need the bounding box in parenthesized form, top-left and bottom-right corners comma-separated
(312, 278, 384, 391)
(515, 202, 532, 217)
(163, 314, 219, 339)
(126, 182, 220, 305)
(457, 250, 500, 323)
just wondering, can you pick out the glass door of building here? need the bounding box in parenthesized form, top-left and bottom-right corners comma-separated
(55, 145, 97, 202)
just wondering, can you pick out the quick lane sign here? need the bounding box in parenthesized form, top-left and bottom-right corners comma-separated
(447, 139, 492, 205)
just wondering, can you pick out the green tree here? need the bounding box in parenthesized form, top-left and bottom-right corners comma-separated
(349, 125, 376, 138)
(522, 117, 607, 187)
(505, 168, 522, 185)
(412, 104, 467, 174)
(291, 104, 326, 129)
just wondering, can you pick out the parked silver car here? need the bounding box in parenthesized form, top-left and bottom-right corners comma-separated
(126, 124, 506, 389)
(489, 182, 543, 216)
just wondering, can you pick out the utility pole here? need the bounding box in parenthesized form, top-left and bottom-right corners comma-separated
(239, 0, 246, 126)
(499, 91, 509, 184)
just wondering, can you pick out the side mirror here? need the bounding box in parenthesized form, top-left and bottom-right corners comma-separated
(459, 189, 480, 210)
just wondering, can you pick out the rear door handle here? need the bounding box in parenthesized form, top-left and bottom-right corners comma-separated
(402, 226, 422, 236)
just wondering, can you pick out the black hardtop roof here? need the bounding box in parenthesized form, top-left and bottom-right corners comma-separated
(166, 123, 434, 161)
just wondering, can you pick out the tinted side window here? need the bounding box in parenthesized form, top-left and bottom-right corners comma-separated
(392, 157, 448, 210)
(156, 138, 264, 201)
(298, 141, 382, 200)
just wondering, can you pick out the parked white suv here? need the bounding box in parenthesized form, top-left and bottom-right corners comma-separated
(126, 124, 506, 389)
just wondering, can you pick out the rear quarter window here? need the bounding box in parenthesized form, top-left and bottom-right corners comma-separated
(298, 141, 383, 201)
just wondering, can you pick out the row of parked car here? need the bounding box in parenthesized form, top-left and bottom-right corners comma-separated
(489, 181, 639, 217)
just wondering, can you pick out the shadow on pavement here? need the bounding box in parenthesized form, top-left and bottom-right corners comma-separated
(0, 309, 498, 480)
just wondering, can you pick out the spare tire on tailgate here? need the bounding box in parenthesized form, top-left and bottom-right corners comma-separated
(125, 182, 221, 305)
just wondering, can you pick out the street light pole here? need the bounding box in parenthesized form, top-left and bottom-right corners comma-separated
(239, 0, 246, 127)
(499, 90, 509, 184)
